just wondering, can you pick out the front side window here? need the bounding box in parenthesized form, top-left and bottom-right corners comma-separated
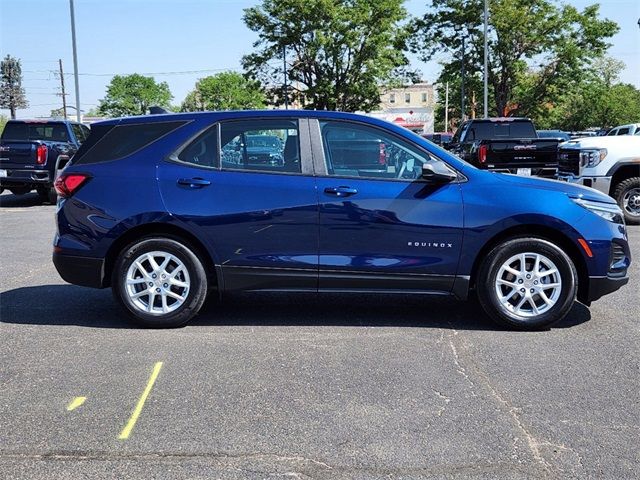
(320, 121, 435, 180)
(220, 120, 300, 174)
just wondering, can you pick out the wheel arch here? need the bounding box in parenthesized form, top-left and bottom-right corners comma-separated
(103, 222, 220, 291)
(468, 224, 589, 304)
(608, 162, 640, 196)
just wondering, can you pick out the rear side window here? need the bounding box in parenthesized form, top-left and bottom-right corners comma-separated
(466, 121, 536, 140)
(173, 125, 218, 168)
(72, 121, 186, 165)
(219, 119, 301, 174)
(617, 128, 630, 135)
(1, 122, 70, 142)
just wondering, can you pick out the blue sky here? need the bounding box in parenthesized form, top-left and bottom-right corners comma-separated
(1, 0, 638, 118)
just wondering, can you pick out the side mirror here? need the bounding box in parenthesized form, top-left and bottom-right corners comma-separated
(422, 161, 457, 183)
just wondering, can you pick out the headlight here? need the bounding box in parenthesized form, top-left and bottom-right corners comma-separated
(572, 197, 624, 224)
(579, 149, 607, 168)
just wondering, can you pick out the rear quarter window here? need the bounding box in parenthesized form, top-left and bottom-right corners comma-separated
(72, 121, 186, 165)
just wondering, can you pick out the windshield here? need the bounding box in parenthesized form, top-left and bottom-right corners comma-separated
(1, 122, 70, 142)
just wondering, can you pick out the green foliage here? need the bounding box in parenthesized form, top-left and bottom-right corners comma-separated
(0, 55, 28, 119)
(0, 114, 8, 134)
(534, 57, 640, 130)
(181, 72, 266, 112)
(98, 74, 173, 117)
(242, 0, 410, 111)
(411, 0, 619, 127)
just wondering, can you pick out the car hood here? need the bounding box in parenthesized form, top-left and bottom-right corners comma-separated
(492, 172, 617, 204)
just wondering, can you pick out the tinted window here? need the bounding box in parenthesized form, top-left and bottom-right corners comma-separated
(71, 124, 89, 144)
(465, 121, 536, 140)
(617, 128, 630, 135)
(175, 125, 218, 168)
(73, 121, 186, 165)
(220, 120, 300, 174)
(320, 121, 434, 180)
(1, 122, 70, 142)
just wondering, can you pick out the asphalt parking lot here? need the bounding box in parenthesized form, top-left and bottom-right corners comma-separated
(0, 191, 638, 479)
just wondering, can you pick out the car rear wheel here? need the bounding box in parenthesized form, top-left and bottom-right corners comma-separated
(476, 238, 577, 330)
(112, 237, 208, 328)
(613, 177, 640, 225)
(37, 186, 58, 204)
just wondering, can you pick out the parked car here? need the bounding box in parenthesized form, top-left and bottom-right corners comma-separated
(445, 117, 559, 177)
(422, 132, 454, 146)
(538, 130, 571, 142)
(557, 135, 640, 224)
(606, 123, 640, 136)
(569, 131, 597, 139)
(53, 110, 630, 330)
(0, 119, 89, 203)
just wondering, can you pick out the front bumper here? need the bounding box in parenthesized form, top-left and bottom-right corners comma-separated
(0, 168, 51, 187)
(584, 275, 629, 303)
(556, 174, 611, 196)
(53, 252, 105, 288)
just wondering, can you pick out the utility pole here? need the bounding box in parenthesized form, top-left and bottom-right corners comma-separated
(483, 0, 489, 118)
(69, 0, 81, 122)
(460, 34, 466, 121)
(282, 45, 288, 110)
(444, 82, 449, 132)
(58, 59, 68, 119)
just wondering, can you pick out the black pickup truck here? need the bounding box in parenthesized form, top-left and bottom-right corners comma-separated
(446, 118, 560, 178)
(0, 119, 90, 203)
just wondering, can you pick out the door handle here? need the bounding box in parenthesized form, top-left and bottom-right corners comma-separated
(324, 186, 358, 197)
(177, 177, 211, 188)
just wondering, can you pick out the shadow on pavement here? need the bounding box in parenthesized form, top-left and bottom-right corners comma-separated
(0, 192, 52, 208)
(0, 284, 591, 331)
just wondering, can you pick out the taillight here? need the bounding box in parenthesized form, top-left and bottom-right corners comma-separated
(478, 145, 487, 164)
(54, 173, 90, 198)
(36, 144, 48, 165)
(379, 143, 386, 165)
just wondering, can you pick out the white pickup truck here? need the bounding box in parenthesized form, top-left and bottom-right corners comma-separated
(557, 136, 640, 224)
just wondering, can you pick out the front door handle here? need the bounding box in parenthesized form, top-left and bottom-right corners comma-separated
(177, 177, 211, 188)
(324, 186, 358, 197)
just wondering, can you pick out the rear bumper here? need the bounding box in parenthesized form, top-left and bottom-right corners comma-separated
(0, 168, 51, 187)
(53, 252, 105, 288)
(584, 275, 629, 303)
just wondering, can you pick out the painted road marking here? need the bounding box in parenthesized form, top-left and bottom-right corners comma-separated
(66, 396, 87, 411)
(118, 361, 163, 440)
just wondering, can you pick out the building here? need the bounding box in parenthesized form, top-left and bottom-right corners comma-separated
(367, 82, 435, 134)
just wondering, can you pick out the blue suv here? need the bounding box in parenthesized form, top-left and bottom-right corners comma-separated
(53, 111, 631, 330)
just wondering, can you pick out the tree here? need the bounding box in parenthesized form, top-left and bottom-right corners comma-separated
(0, 55, 28, 119)
(181, 72, 266, 112)
(98, 74, 172, 117)
(242, 0, 410, 111)
(411, 0, 619, 123)
(548, 57, 640, 130)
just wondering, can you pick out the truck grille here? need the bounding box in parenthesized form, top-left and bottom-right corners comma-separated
(557, 149, 580, 175)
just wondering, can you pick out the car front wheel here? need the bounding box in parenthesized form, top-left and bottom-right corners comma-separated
(112, 237, 208, 328)
(477, 238, 578, 330)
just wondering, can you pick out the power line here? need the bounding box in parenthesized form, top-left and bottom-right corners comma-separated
(21, 68, 238, 77)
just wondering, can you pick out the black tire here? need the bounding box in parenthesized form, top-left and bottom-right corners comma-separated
(476, 237, 578, 330)
(612, 177, 640, 225)
(112, 237, 208, 328)
(37, 186, 58, 204)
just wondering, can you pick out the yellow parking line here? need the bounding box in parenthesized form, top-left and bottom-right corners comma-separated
(66, 396, 86, 411)
(118, 362, 163, 440)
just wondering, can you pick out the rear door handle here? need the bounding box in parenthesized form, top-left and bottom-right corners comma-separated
(324, 186, 358, 197)
(177, 177, 211, 188)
